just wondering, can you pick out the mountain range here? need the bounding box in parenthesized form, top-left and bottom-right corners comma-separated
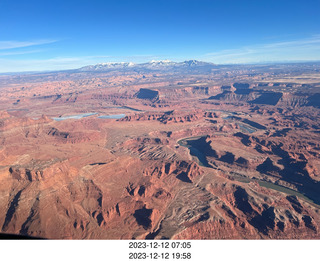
(78, 60, 216, 72)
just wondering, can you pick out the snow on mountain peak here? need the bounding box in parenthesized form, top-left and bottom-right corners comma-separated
(79, 62, 135, 71)
(78, 59, 215, 71)
(149, 59, 172, 64)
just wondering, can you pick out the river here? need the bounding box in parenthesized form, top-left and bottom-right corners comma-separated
(52, 112, 98, 121)
(177, 136, 320, 207)
(52, 112, 126, 121)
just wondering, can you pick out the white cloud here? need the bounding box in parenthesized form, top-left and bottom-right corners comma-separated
(0, 57, 87, 72)
(0, 49, 46, 56)
(203, 35, 320, 64)
(0, 39, 59, 50)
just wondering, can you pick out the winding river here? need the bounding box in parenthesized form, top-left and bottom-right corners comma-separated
(52, 113, 126, 121)
(52, 112, 98, 121)
(177, 136, 319, 207)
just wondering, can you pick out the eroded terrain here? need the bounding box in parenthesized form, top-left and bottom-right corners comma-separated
(0, 61, 320, 239)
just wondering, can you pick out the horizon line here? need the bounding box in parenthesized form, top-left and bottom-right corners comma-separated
(1, 59, 320, 75)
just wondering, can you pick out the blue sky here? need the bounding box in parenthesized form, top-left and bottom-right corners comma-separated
(0, 0, 320, 72)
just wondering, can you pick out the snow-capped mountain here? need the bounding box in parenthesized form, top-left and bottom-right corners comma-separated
(78, 60, 216, 72)
(180, 60, 211, 67)
(137, 60, 177, 69)
(79, 62, 135, 71)
(147, 60, 176, 66)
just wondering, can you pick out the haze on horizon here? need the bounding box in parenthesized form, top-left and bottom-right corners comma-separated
(0, 0, 319, 73)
